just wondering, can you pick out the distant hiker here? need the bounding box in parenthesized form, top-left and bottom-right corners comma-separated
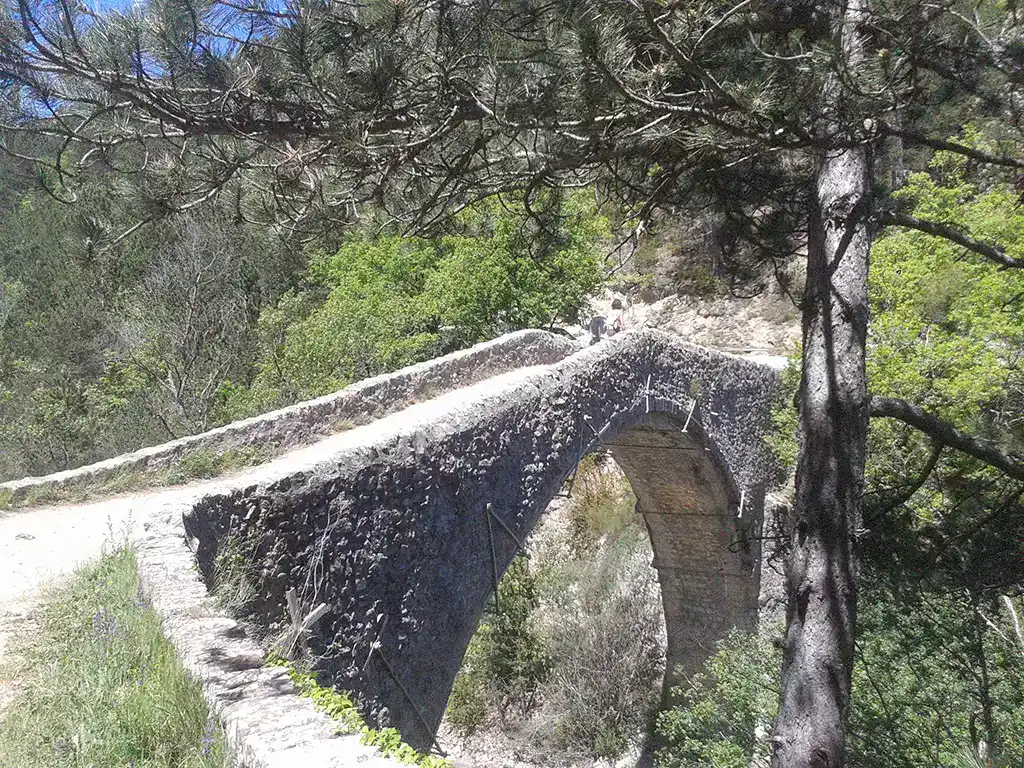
(610, 296, 626, 334)
(588, 315, 606, 344)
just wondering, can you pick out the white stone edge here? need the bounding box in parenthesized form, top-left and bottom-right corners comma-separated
(135, 498, 409, 768)
(2, 329, 580, 502)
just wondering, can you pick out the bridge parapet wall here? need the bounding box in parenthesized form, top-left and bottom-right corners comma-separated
(183, 329, 782, 751)
(0, 330, 578, 506)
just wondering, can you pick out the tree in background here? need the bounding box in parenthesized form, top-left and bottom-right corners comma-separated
(217, 189, 607, 418)
(3, 0, 1024, 763)
(0, 175, 297, 479)
(667, 151, 1024, 767)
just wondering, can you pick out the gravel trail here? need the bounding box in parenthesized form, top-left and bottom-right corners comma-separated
(0, 475, 256, 714)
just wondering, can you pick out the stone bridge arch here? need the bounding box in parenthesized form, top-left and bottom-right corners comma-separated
(186, 330, 780, 751)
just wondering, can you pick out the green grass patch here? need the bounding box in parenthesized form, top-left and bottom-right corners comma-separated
(163, 446, 272, 486)
(0, 548, 230, 768)
(268, 654, 451, 768)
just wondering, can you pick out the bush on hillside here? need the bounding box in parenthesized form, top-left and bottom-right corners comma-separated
(540, 523, 664, 758)
(220, 191, 609, 419)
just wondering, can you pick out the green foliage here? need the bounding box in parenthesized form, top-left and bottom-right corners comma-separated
(764, 352, 801, 474)
(164, 447, 272, 486)
(0, 181, 297, 482)
(211, 529, 263, 618)
(564, 453, 637, 553)
(0, 548, 229, 768)
(866, 144, 1024, 593)
(655, 592, 1024, 768)
(478, 554, 551, 715)
(270, 654, 451, 767)
(0, 169, 607, 481)
(271, 654, 365, 734)
(224, 191, 608, 414)
(656, 630, 780, 768)
(448, 465, 662, 759)
(445, 666, 490, 735)
(540, 521, 663, 758)
(848, 581, 1024, 768)
(360, 727, 451, 768)
(445, 555, 550, 735)
(869, 153, 1024, 423)
(258, 236, 443, 401)
(661, 144, 1024, 768)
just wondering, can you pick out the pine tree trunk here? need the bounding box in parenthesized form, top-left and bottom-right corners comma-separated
(770, 3, 872, 766)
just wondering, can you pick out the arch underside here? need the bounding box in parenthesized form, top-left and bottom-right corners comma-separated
(606, 414, 761, 691)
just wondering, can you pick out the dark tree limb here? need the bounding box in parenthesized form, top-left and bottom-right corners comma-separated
(881, 211, 1024, 269)
(870, 396, 1024, 482)
(871, 438, 944, 516)
(878, 124, 1024, 171)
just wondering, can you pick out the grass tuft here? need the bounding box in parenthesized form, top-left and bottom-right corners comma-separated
(268, 653, 451, 768)
(0, 548, 230, 768)
(4, 446, 276, 511)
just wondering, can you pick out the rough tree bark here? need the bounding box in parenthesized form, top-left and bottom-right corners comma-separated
(770, 2, 872, 766)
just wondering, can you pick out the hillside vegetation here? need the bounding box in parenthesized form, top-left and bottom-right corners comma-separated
(0, 181, 607, 482)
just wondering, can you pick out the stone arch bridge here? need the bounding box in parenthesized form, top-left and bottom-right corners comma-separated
(181, 329, 781, 751)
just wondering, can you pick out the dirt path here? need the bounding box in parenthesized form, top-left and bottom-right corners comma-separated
(0, 472, 266, 715)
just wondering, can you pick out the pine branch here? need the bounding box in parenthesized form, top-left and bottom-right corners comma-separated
(870, 396, 1024, 482)
(871, 438, 943, 516)
(878, 123, 1024, 170)
(881, 211, 1024, 269)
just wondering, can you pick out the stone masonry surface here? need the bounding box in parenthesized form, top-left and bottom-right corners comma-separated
(182, 328, 781, 752)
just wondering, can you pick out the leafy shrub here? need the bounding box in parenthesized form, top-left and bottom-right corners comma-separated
(655, 629, 779, 768)
(478, 554, 551, 717)
(444, 556, 550, 734)
(361, 727, 451, 768)
(655, 586, 1024, 768)
(445, 461, 663, 760)
(168, 450, 220, 482)
(765, 352, 801, 475)
(211, 530, 262, 617)
(445, 666, 490, 736)
(540, 523, 664, 757)
(225, 191, 608, 414)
